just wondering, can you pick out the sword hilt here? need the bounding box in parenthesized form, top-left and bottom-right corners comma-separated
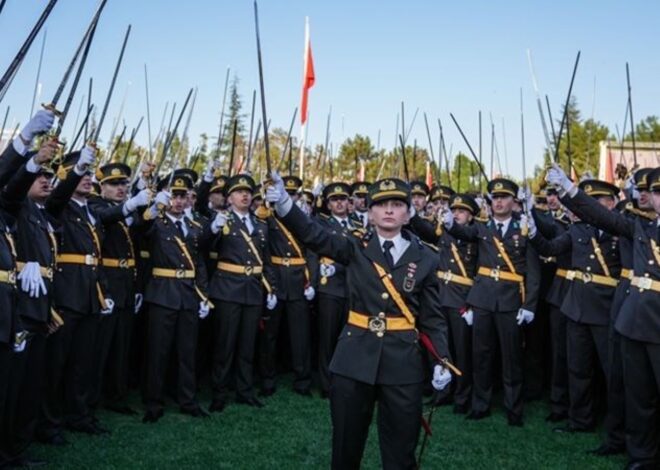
(42, 102, 63, 118)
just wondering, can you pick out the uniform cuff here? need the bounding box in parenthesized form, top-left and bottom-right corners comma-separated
(275, 197, 293, 217)
(12, 137, 28, 156)
(25, 157, 41, 174)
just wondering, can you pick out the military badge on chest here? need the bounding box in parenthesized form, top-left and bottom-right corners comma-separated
(403, 262, 417, 292)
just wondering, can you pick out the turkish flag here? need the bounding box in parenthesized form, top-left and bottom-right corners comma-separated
(300, 22, 315, 125)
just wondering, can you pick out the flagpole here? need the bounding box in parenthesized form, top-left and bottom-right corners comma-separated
(299, 16, 311, 180)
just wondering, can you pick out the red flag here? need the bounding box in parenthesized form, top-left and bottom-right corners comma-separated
(300, 18, 315, 125)
(425, 161, 433, 188)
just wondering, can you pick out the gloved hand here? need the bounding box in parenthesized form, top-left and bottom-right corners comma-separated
(124, 188, 151, 213)
(296, 198, 312, 216)
(408, 205, 417, 219)
(516, 308, 535, 325)
(101, 298, 115, 315)
(34, 139, 59, 165)
(203, 158, 217, 182)
(462, 308, 474, 326)
(198, 301, 210, 319)
(154, 191, 171, 209)
(134, 293, 143, 314)
(319, 263, 336, 278)
(265, 171, 289, 205)
(526, 211, 537, 238)
(304, 285, 315, 301)
(312, 182, 324, 197)
(74, 145, 97, 174)
(20, 110, 55, 143)
(266, 293, 277, 310)
(545, 163, 574, 194)
(441, 208, 454, 229)
(432, 364, 452, 391)
(17, 261, 47, 298)
(211, 211, 228, 234)
(14, 332, 27, 353)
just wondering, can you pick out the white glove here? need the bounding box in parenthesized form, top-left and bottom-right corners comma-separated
(101, 298, 115, 315)
(526, 212, 537, 238)
(312, 182, 324, 197)
(203, 159, 215, 182)
(134, 293, 143, 314)
(14, 333, 27, 353)
(211, 212, 228, 234)
(20, 110, 55, 142)
(17, 261, 47, 298)
(408, 205, 416, 219)
(135, 175, 148, 190)
(319, 263, 336, 278)
(266, 293, 277, 310)
(432, 364, 452, 391)
(462, 308, 474, 326)
(304, 285, 315, 301)
(516, 308, 535, 325)
(545, 163, 574, 194)
(265, 171, 289, 205)
(295, 198, 312, 216)
(124, 188, 151, 213)
(198, 301, 210, 319)
(74, 145, 97, 174)
(154, 190, 171, 209)
(441, 208, 454, 229)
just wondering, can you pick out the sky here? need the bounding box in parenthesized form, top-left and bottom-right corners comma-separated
(1, 0, 659, 179)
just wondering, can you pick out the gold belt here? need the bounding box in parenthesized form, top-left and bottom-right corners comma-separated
(477, 266, 523, 283)
(271, 256, 306, 267)
(631, 276, 660, 293)
(556, 268, 568, 278)
(101, 258, 136, 269)
(217, 262, 263, 275)
(139, 250, 150, 259)
(152, 268, 195, 279)
(437, 270, 474, 287)
(16, 261, 53, 280)
(56, 254, 98, 266)
(620, 269, 633, 280)
(0, 269, 16, 285)
(347, 310, 414, 336)
(565, 270, 618, 288)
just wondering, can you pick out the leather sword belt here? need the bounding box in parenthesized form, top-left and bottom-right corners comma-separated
(347, 310, 414, 336)
(56, 254, 98, 266)
(217, 262, 263, 275)
(477, 266, 523, 283)
(565, 269, 618, 288)
(437, 270, 474, 287)
(16, 261, 53, 280)
(620, 269, 633, 281)
(101, 258, 136, 269)
(152, 268, 195, 279)
(271, 256, 306, 267)
(555, 268, 568, 278)
(631, 276, 660, 293)
(0, 269, 17, 285)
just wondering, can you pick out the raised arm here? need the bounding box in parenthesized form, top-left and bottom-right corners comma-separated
(561, 189, 633, 239)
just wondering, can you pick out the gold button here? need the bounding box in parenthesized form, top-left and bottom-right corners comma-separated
(347, 332, 351, 336)
(376, 331, 384, 338)
(381, 293, 389, 300)
(586, 267, 591, 271)
(497, 254, 502, 258)
(378, 312, 385, 319)
(589, 255, 595, 259)
(649, 260, 655, 265)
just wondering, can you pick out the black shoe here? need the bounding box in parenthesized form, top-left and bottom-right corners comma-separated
(105, 404, 138, 416)
(37, 433, 69, 447)
(466, 410, 491, 421)
(507, 413, 524, 427)
(259, 388, 276, 397)
(142, 409, 164, 424)
(453, 403, 468, 415)
(553, 424, 593, 434)
(236, 396, 264, 408)
(294, 389, 312, 397)
(8, 456, 48, 468)
(209, 400, 226, 413)
(624, 461, 658, 470)
(181, 407, 210, 418)
(545, 412, 568, 423)
(587, 444, 625, 456)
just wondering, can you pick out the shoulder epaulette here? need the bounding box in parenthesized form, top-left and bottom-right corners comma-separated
(421, 240, 439, 252)
(626, 205, 657, 221)
(188, 219, 202, 228)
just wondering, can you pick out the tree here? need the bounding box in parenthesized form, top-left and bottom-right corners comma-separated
(631, 115, 660, 142)
(217, 75, 246, 160)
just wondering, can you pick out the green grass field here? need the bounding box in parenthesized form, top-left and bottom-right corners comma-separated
(32, 377, 627, 469)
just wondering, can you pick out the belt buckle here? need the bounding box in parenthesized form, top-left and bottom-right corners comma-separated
(119, 259, 129, 269)
(45, 267, 53, 280)
(582, 272, 593, 284)
(368, 317, 386, 334)
(85, 254, 95, 266)
(175, 269, 186, 279)
(244, 265, 254, 275)
(443, 271, 452, 283)
(638, 277, 653, 291)
(566, 270, 576, 281)
(283, 257, 291, 267)
(7, 270, 16, 284)
(490, 268, 500, 281)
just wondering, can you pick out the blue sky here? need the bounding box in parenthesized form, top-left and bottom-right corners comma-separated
(1, 0, 659, 179)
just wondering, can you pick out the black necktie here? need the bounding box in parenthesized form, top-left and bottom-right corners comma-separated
(383, 240, 395, 269)
(241, 216, 251, 234)
(175, 220, 185, 237)
(496, 222, 504, 238)
(341, 220, 348, 230)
